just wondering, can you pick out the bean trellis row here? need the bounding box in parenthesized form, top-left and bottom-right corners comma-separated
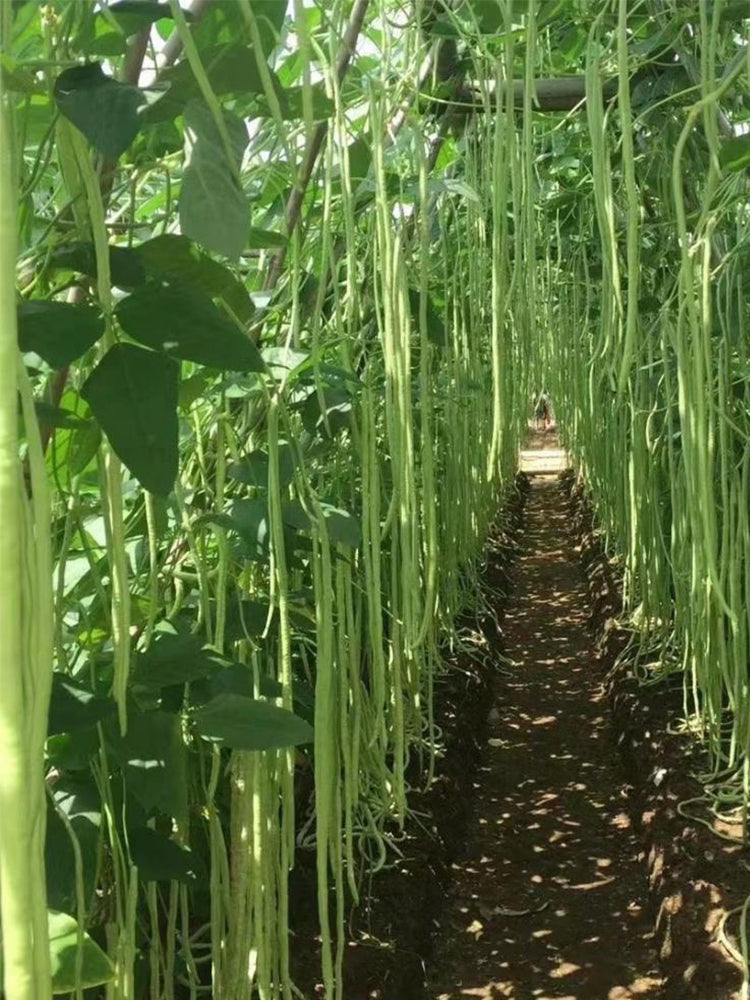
(1, 1, 750, 998)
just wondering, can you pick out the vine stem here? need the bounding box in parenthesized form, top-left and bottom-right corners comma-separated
(264, 0, 372, 291)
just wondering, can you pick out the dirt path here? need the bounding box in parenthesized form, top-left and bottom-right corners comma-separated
(428, 463, 663, 1000)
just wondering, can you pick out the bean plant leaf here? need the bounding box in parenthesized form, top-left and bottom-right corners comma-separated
(248, 227, 287, 249)
(128, 827, 198, 883)
(106, 1, 187, 35)
(106, 707, 189, 823)
(81, 343, 179, 495)
(408, 289, 447, 347)
(192, 4, 285, 56)
(180, 99, 249, 260)
(45, 777, 101, 913)
(115, 283, 263, 371)
(54, 62, 145, 158)
(48, 242, 146, 290)
(137, 234, 254, 323)
(33, 403, 88, 432)
(257, 82, 335, 121)
(48, 673, 116, 735)
(158, 44, 271, 107)
(131, 630, 225, 689)
(719, 134, 750, 173)
(227, 444, 296, 489)
(193, 693, 313, 751)
(282, 501, 361, 549)
(49, 910, 115, 994)
(204, 664, 283, 700)
(46, 729, 100, 771)
(18, 301, 105, 368)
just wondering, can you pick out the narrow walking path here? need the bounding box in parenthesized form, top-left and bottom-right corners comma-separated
(428, 461, 663, 999)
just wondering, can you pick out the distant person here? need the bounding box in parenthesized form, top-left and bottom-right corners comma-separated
(534, 391, 551, 431)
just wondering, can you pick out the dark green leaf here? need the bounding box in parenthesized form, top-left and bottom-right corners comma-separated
(128, 827, 197, 883)
(32, 403, 88, 432)
(227, 443, 295, 489)
(179, 371, 213, 409)
(257, 82, 334, 120)
(131, 631, 224, 689)
(300, 386, 352, 436)
(105, 1, 187, 35)
(69, 421, 102, 477)
(210, 598, 272, 642)
(137, 234, 254, 323)
(346, 136, 372, 182)
(48, 673, 116, 735)
(46, 728, 100, 771)
(47, 242, 146, 290)
(210, 497, 272, 561)
(156, 44, 272, 112)
(205, 664, 282, 701)
(116, 283, 263, 371)
(18, 301, 104, 368)
(81, 343, 179, 495)
(106, 707, 188, 822)
(46, 776, 101, 912)
(719, 134, 750, 173)
(180, 99, 249, 260)
(193, 693, 313, 750)
(283, 501, 360, 548)
(248, 227, 287, 249)
(54, 62, 145, 158)
(408, 289, 447, 347)
(49, 910, 115, 994)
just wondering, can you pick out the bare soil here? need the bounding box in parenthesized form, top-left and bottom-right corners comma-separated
(426, 466, 662, 1000)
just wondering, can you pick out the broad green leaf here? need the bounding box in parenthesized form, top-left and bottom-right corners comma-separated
(208, 598, 273, 642)
(18, 301, 104, 368)
(204, 663, 282, 700)
(48, 673, 116, 735)
(300, 386, 353, 436)
(54, 62, 145, 158)
(106, 707, 188, 822)
(46, 728, 100, 771)
(129, 827, 198, 883)
(179, 370, 213, 409)
(45, 777, 101, 913)
(193, 693, 313, 751)
(47, 241, 146, 289)
(463, 1, 505, 32)
(1, 54, 40, 93)
(105, 1, 186, 35)
(180, 99, 249, 260)
(49, 910, 114, 994)
(192, 3, 285, 55)
(115, 283, 263, 371)
(248, 227, 287, 249)
(45, 391, 102, 490)
(227, 444, 296, 489)
(131, 630, 225, 689)
(228, 498, 271, 559)
(719, 134, 750, 173)
(81, 343, 179, 495)
(138, 234, 254, 323)
(346, 136, 372, 183)
(282, 501, 361, 549)
(158, 44, 271, 108)
(256, 82, 335, 121)
(408, 289, 447, 347)
(32, 403, 88, 432)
